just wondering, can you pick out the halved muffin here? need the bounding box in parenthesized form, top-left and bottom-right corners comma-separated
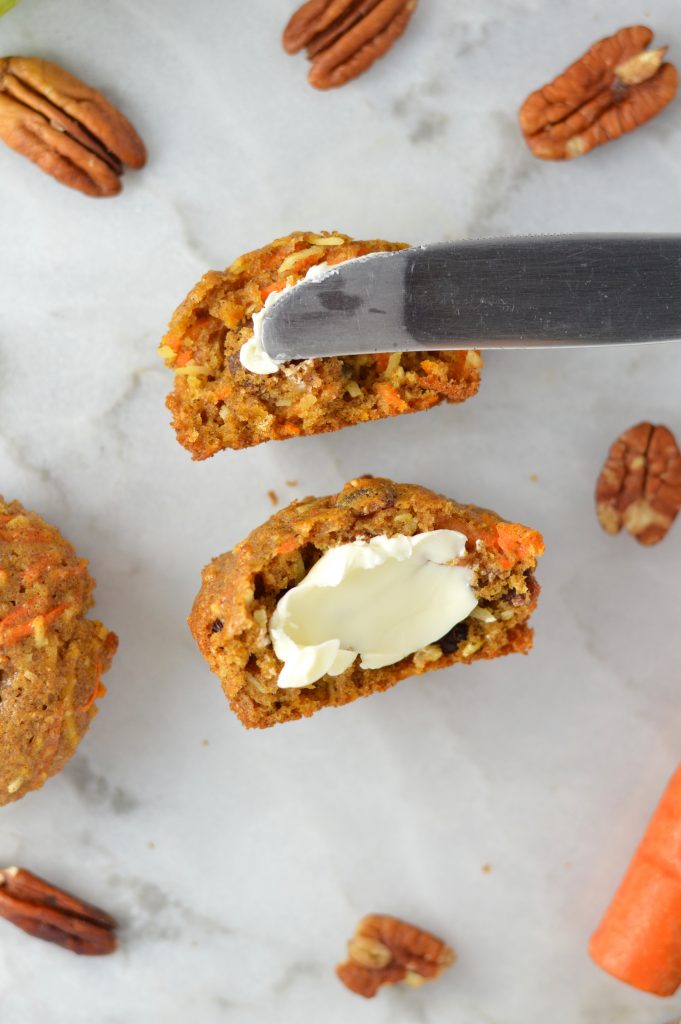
(0, 498, 117, 805)
(159, 231, 482, 457)
(189, 477, 543, 728)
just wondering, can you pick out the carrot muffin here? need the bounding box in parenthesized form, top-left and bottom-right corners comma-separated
(0, 499, 117, 805)
(158, 231, 482, 458)
(189, 477, 543, 728)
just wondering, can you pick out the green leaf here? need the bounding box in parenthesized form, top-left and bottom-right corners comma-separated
(0, 0, 21, 14)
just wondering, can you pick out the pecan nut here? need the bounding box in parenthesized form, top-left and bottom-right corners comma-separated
(596, 421, 681, 545)
(519, 26, 678, 159)
(283, 0, 418, 90)
(336, 913, 455, 998)
(0, 866, 117, 955)
(0, 56, 146, 196)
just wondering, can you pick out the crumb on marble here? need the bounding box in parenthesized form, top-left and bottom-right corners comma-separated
(267, 490, 279, 506)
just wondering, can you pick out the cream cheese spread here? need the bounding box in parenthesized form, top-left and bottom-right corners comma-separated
(269, 531, 477, 689)
(239, 261, 335, 374)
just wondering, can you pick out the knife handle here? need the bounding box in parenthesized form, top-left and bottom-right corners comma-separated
(404, 235, 681, 347)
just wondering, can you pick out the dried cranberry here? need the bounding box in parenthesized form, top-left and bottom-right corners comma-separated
(437, 621, 468, 654)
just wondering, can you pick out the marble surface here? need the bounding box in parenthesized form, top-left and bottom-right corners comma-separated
(1, 0, 681, 1021)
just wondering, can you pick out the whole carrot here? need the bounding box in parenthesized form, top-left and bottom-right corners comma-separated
(590, 764, 681, 996)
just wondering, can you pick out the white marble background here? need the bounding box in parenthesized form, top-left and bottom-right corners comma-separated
(1, 0, 681, 1021)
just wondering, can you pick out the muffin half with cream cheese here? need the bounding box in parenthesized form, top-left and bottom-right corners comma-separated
(158, 232, 482, 457)
(188, 477, 543, 728)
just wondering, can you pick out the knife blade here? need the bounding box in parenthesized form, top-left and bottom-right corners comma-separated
(260, 234, 681, 362)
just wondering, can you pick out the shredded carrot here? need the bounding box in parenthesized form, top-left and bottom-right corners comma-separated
(374, 353, 390, 373)
(419, 376, 464, 400)
(275, 537, 298, 555)
(0, 529, 57, 545)
(22, 555, 58, 585)
(0, 597, 40, 633)
(79, 671, 107, 714)
(175, 350, 194, 368)
(374, 382, 408, 413)
(208, 384, 232, 403)
(491, 523, 545, 569)
(590, 764, 681, 996)
(326, 245, 371, 267)
(2, 620, 41, 646)
(49, 564, 87, 585)
(0, 602, 68, 647)
(103, 630, 118, 660)
(279, 253, 320, 278)
(184, 316, 213, 343)
(279, 422, 302, 437)
(256, 249, 289, 272)
(164, 333, 182, 353)
(22, 558, 86, 586)
(39, 603, 69, 630)
(260, 279, 289, 302)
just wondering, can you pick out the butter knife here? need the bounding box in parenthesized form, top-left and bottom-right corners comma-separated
(260, 234, 681, 361)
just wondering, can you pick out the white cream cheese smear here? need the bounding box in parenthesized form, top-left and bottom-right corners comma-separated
(269, 530, 478, 689)
(240, 262, 334, 375)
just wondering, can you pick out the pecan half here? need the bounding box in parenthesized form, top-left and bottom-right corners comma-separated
(336, 913, 455, 998)
(0, 56, 146, 196)
(0, 866, 117, 955)
(596, 422, 681, 545)
(283, 0, 418, 90)
(519, 26, 678, 159)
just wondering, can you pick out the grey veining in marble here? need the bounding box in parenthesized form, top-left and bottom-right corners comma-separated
(1, 1, 681, 1021)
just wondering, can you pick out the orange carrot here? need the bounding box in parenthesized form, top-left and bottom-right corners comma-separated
(0, 529, 57, 544)
(22, 558, 85, 586)
(492, 522, 544, 569)
(185, 320, 206, 341)
(0, 598, 40, 634)
(374, 382, 408, 413)
(256, 248, 289, 272)
(207, 384, 232, 403)
(590, 764, 681, 996)
(22, 554, 59, 584)
(79, 669, 107, 714)
(281, 253, 320, 277)
(279, 422, 301, 437)
(163, 333, 182, 353)
(260, 279, 288, 301)
(326, 245, 371, 267)
(1, 619, 41, 645)
(48, 564, 87, 585)
(175, 350, 194, 368)
(275, 537, 298, 555)
(0, 602, 67, 646)
(374, 353, 390, 373)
